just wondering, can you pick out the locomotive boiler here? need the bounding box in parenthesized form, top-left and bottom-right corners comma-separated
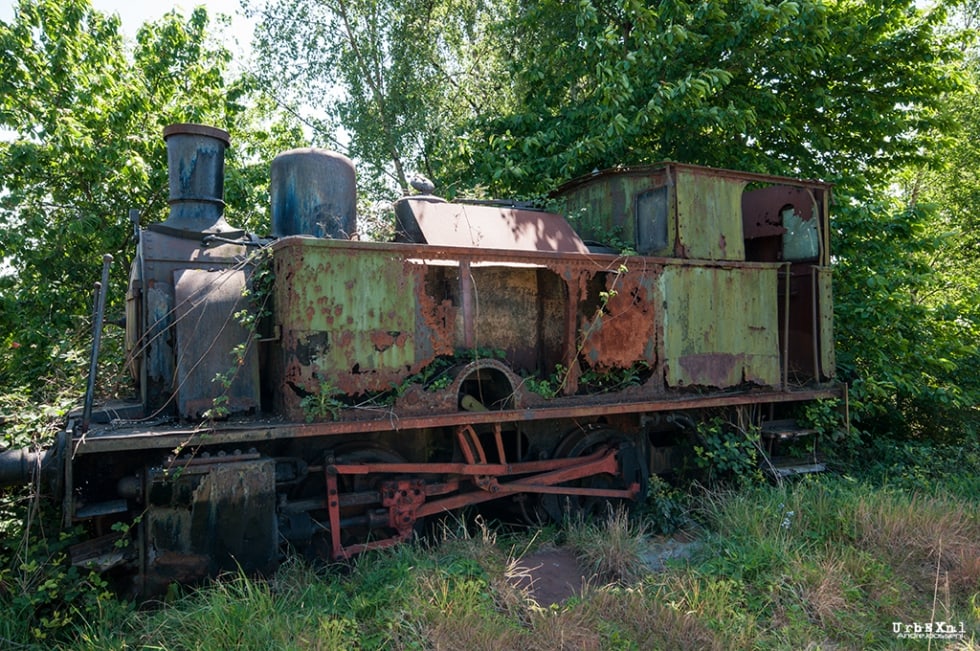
(0, 124, 838, 594)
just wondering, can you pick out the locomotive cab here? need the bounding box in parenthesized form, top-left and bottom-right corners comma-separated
(554, 163, 835, 389)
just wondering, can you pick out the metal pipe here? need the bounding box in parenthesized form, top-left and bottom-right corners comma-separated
(783, 263, 791, 390)
(81, 254, 112, 433)
(0, 435, 64, 491)
(0, 448, 41, 487)
(811, 266, 819, 381)
(152, 124, 240, 237)
(460, 260, 474, 348)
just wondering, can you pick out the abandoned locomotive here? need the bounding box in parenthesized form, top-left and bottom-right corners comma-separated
(0, 124, 838, 594)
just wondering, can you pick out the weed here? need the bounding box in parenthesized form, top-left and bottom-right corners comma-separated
(525, 605, 601, 651)
(577, 360, 651, 394)
(523, 363, 566, 399)
(640, 474, 690, 535)
(3, 444, 979, 650)
(134, 566, 360, 650)
(850, 490, 980, 600)
(577, 589, 724, 651)
(526, 263, 635, 399)
(692, 417, 764, 486)
(300, 379, 344, 422)
(564, 504, 649, 585)
(0, 509, 133, 646)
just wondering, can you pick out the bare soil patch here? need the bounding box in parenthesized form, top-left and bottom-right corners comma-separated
(511, 547, 589, 606)
(512, 534, 701, 605)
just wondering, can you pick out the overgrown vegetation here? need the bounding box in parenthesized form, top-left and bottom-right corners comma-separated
(0, 0, 304, 433)
(297, 347, 510, 420)
(1, 0, 979, 647)
(2, 442, 978, 649)
(246, 0, 980, 443)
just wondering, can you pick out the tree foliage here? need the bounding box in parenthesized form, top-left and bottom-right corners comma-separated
(839, 2, 980, 440)
(0, 0, 976, 443)
(433, 0, 965, 197)
(0, 0, 302, 411)
(247, 0, 507, 196)
(832, 196, 979, 440)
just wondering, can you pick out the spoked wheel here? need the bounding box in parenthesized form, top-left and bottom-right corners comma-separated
(540, 426, 649, 523)
(517, 492, 551, 527)
(330, 445, 422, 550)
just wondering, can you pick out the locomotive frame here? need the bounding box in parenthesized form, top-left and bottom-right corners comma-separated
(0, 124, 840, 595)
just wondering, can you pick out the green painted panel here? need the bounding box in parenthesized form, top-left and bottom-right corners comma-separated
(274, 239, 424, 396)
(557, 168, 671, 253)
(661, 265, 780, 387)
(674, 170, 745, 261)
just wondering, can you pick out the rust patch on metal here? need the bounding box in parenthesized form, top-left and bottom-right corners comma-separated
(369, 330, 408, 353)
(273, 239, 458, 417)
(382, 478, 426, 538)
(742, 185, 814, 239)
(395, 357, 528, 415)
(579, 266, 659, 371)
(675, 352, 740, 387)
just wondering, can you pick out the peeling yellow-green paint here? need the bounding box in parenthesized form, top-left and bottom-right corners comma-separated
(674, 169, 746, 261)
(661, 265, 780, 387)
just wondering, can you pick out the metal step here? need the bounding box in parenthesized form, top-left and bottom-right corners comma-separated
(761, 419, 817, 441)
(769, 460, 826, 478)
(69, 532, 132, 571)
(74, 498, 129, 518)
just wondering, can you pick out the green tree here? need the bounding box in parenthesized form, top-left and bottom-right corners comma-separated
(832, 195, 979, 440)
(843, 2, 980, 440)
(246, 0, 506, 196)
(439, 0, 975, 441)
(0, 0, 302, 425)
(244, 0, 975, 440)
(433, 0, 964, 197)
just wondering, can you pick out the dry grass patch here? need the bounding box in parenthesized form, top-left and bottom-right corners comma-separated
(851, 491, 980, 600)
(649, 569, 761, 647)
(791, 554, 851, 628)
(524, 606, 602, 651)
(564, 503, 650, 585)
(421, 610, 525, 651)
(585, 587, 724, 650)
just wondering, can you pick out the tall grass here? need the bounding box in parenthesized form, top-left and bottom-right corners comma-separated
(2, 469, 979, 649)
(563, 503, 650, 585)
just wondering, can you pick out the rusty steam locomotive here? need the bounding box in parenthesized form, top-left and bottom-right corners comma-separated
(0, 124, 838, 594)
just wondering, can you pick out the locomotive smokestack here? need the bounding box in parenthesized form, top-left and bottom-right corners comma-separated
(151, 124, 243, 237)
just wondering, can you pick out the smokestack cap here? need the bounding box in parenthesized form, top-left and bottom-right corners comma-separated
(152, 123, 242, 238)
(163, 123, 230, 146)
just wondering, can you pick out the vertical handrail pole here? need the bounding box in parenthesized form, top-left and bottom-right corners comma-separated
(81, 254, 113, 433)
